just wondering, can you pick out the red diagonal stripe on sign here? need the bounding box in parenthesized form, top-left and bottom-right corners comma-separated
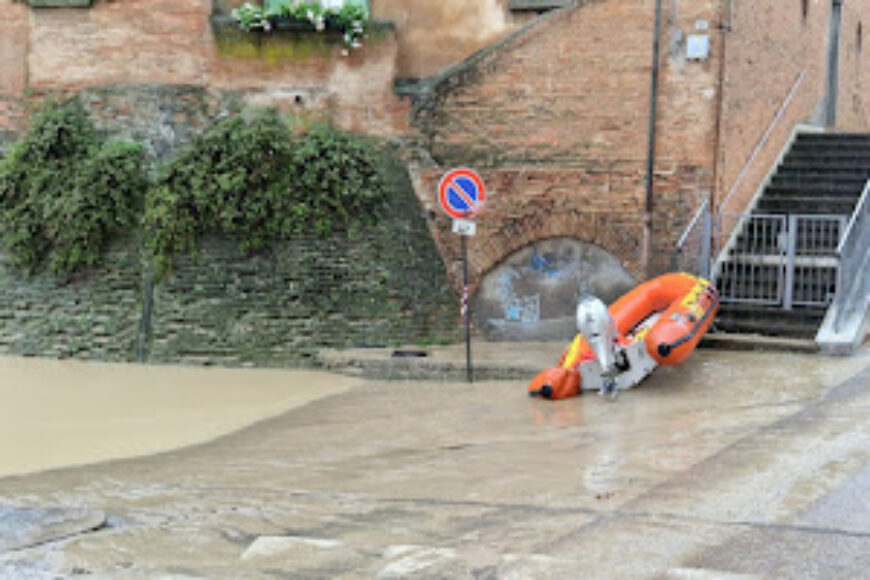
(447, 177, 479, 214)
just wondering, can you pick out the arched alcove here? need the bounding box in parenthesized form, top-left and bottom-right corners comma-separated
(474, 237, 637, 341)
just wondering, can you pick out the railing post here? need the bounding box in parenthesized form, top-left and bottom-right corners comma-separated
(784, 215, 798, 311)
(701, 209, 713, 279)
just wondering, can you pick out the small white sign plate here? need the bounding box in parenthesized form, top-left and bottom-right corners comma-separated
(687, 34, 710, 61)
(452, 218, 477, 237)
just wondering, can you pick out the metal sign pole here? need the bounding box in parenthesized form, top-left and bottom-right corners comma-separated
(438, 167, 486, 385)
(461, 233, 473, 383)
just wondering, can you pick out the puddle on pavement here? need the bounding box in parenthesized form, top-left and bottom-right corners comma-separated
(524, 348, 870, 495)
(0, 356, 361, 479)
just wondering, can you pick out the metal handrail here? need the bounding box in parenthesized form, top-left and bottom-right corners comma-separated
(837, 179, 870, 255)
(833, 179, 870, 331)
(673, 198, 712, 278)
(676, 199, 709, 250)
(717, 69, 807, 214)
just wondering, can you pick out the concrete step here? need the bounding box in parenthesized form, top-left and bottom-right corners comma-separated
(776, 163, 870, 176)
(795, 132, 870, 144)
(763, 184, 863, 197)
(790, 142, 870, 154)
(756, 197, 858, 214)
(729, 232, 842, 254)
(701, 331, 819, 352)
(712, 132, 866, 341)
(769, 175, 868, 189)
(785, 153, 870, 165)
(714, 304, 826, 339)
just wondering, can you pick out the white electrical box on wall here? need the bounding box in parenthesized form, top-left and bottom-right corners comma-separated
(687, 34, 710, 61)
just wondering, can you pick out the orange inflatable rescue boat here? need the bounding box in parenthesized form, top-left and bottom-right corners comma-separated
(528, 273, 719, 399)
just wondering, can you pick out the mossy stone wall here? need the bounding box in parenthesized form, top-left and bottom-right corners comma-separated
(0, 157, 458, 365)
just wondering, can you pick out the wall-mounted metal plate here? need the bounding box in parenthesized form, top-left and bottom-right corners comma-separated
(687, 34, 710, 61)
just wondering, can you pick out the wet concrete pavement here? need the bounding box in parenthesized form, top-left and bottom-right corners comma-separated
(1, 345, 870, 578)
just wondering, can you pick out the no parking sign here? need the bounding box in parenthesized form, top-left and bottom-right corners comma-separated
(437, 167, 487, 383)
(438, 168, 487, 220)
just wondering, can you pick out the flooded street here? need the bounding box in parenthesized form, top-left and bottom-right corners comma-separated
(0, 357, 361, 478)
(1, 346, 870, 577)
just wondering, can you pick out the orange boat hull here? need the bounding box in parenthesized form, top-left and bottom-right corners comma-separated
(528, 273, 719, 399)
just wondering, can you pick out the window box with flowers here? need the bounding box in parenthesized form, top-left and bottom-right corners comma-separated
(233, 0, 370, 50)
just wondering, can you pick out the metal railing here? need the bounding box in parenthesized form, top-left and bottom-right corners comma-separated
(788, 215, 845, 307)
(716, 213, 786, 305)
(833, 179, 870, 331)
(673, 199, 712, 278)
(717, 70, 807, 215)
(713, 212, 845, 309)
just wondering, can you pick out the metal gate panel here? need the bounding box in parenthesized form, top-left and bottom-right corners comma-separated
(716, 214, 787, 305)
(788, 215, 846, 308)
(715, 213, 846, 309)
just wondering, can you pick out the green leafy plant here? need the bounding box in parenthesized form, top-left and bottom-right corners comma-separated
(0, 100, 147, 276)
(232, 2, 270, 31)
(292, 123, 384, 235)
(232, 1, 369, 48)
(144, 110, 386, 275)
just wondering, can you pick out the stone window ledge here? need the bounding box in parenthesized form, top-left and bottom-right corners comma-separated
(26, 0, 93, 8)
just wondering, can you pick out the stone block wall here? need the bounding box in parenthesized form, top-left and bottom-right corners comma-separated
(0, 150, 457, 364)
(0, 236, 143, 361)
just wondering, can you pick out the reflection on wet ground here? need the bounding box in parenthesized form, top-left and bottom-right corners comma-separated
(1, 346, 870, 577)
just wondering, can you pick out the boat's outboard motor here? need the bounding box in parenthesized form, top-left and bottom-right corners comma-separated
(576, 295, 617, 375)
(577, 295, 622, 397)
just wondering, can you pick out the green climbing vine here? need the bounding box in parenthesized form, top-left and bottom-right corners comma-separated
(0, 99, 148, 276)
(143, 109, 386, 275)
(0, 100, 386, 279)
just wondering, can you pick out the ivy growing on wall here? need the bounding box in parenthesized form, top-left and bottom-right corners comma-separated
(0, 100, 148, 276)
(143, 109, 386, 276)
(0, 100, 387, 278)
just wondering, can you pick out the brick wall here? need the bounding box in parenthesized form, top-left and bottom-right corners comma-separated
(837, 0, 870, 131)
(0, 0, 28, 147)
(648, 0, 720, 274)
(0, 0, 409, 141)
(408, 0, 722, 289)
(409, 0, 870, 293)
(714, 0, 830, 219)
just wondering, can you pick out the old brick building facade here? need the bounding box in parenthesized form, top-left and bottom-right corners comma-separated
(407, 0, 870, 280)
(2, 0, 870, 338)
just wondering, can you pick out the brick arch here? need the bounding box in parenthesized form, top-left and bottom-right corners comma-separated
(469, 211, 645, 293)
(470, 232, 639, 341)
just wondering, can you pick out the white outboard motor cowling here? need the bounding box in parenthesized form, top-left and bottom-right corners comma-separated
(576, 295, 618, 376)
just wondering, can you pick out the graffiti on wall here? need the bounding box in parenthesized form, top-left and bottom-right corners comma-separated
(475, 238, 636, 341)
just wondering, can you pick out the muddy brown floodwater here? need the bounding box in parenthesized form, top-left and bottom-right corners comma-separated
(0, 356, 362, 478)
(2, 346, 870, 576)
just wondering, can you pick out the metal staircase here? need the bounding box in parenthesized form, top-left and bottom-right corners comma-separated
(712, 133, 870, 342)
